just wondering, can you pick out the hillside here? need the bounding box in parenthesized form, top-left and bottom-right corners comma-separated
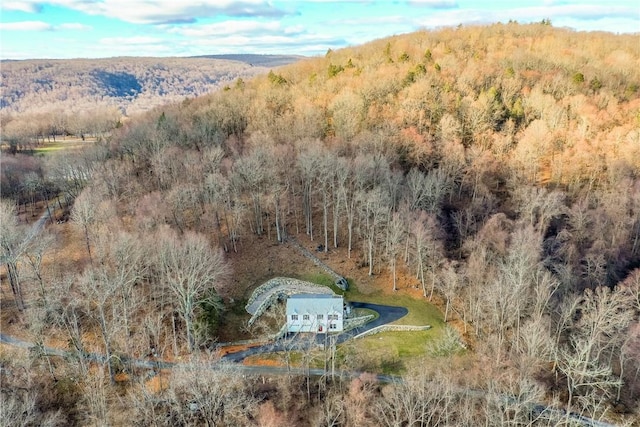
(0, 54, 302, 139)
(1, 23, 640, 425)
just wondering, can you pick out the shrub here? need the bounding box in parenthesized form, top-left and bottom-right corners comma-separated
(268, 70, 287, 85)
(328, 63, 344, 78)
(589, 77, 602, 92)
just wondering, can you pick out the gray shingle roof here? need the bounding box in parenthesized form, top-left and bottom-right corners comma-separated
(286, 295, 343, 315)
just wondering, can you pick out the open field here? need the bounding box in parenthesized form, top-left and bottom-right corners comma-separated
(31, 137, 96, 153)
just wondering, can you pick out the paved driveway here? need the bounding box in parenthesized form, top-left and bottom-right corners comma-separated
(222, 301, 408, 362)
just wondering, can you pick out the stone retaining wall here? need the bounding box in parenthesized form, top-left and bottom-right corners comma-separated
(344, 315, 375, 331)
(353, 324, 431, 339)
(246, 277, 335, 326)
(246, 277, 333, 313)
(286, 237, 348, 289)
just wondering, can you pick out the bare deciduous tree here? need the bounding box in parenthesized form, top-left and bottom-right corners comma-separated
(156, 228, 228, 353)
(357, 187, 390, 276)
(385, 212, 405, 291)
(556, 286, 635, 416)
(23, 230, 56, 307)
(70, 188, 100, 264)
(0, 199, 26, 311)
(168, 360, 258, 426)
(77, 267, 122, 383)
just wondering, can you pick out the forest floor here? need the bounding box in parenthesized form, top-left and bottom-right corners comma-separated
(1, 202, 460, 375)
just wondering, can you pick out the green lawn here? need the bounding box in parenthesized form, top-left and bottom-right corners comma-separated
(249, 273, 449, 375)
(345, 280, 445, 329)
(343, 280, 449, 374)
(296, 272, 346, 294)
(33, 140, 89, 154)
(2, 137, 97, 156)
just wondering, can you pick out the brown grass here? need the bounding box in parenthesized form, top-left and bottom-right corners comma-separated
(242, 356, 285, 367)
(216, 342, 266, 357)
(145, 372, 171, 393)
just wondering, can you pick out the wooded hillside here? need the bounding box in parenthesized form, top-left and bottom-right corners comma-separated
(2, 23, 640, 425)
(0, 55, 302, 142)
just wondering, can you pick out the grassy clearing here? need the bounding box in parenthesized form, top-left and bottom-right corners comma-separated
(346, 283, 444, 329)
(341, 280, 446, 375)
(6, 137, 97, 156)
(296, 272, 345, 295)
(31, 138, 95, 155)
(343, 331, 432, 374)
(240, 269, 449, 375)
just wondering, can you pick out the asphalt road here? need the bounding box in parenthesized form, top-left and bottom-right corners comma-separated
(0, 332, 613, 426)
(0, 332, 399, 383)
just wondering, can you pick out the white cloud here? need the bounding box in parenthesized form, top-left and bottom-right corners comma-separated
(58, 23, 92, 30)
(94, 36, 178, 57)
(412, 4, 640, 31)
(0, 1, 42, 13)
(166, 20, 289, 37)
(33, 0, 286, 24)
(335, 16, 408, 26)
(294, 0, 376, 3)
(407, 0, 458, 8)
(0, 20, 92, 32)
(0, 21, 52, 31)
(99, 36, 166, 46)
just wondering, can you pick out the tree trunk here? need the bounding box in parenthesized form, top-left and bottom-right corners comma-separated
(368, 238, 374, 276)
(347, 212, 354, 258)
(98, 310, 115, 384)
(6, 262, 24, 311)
(323, 191, 329, 252)
(275, 196, 282, 242)
(83, 224, 93, 264)
(392, 259, 397, 291)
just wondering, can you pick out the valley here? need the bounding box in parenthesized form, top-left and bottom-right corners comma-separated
(1, 23, 639, 426)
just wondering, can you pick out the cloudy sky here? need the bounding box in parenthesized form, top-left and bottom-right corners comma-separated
(1, 0, 638, 59)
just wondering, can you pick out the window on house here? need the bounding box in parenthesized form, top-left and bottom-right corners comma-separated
(291, 315, 298, 321)
(328, 314, 339, 320)
(317, 314, 324, 320)
(329, 323, 337, 329)
(303, 314, 310, 321)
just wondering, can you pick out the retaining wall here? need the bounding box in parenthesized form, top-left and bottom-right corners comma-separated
(353, 324, 432, 339)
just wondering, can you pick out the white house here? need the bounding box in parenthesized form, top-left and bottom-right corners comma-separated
(286, 294, 344, 333)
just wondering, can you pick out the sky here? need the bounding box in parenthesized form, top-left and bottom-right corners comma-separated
(0, 1, 638, 60)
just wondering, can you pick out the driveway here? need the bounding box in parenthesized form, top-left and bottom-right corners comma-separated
(221, 301, 408, 362)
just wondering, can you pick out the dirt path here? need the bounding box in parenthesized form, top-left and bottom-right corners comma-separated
(0, 332, 397, 383)
(0, 332, 616, 427)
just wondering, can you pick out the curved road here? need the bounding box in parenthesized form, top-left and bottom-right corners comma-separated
(0, 300, 408, 374)
(0, 332, 399, 383)
(0, 332, 613, 426)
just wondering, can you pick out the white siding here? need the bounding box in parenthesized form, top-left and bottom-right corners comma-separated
(286, 294, 343, 333)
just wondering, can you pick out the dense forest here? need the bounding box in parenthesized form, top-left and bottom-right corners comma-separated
(1, 23, 640, 425)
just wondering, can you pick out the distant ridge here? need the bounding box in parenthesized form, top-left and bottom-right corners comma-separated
(190, 54, 306, 67)
(0, 54, 303, 118)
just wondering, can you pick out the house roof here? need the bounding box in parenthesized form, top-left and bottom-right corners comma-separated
(286, 294, 343, 315)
